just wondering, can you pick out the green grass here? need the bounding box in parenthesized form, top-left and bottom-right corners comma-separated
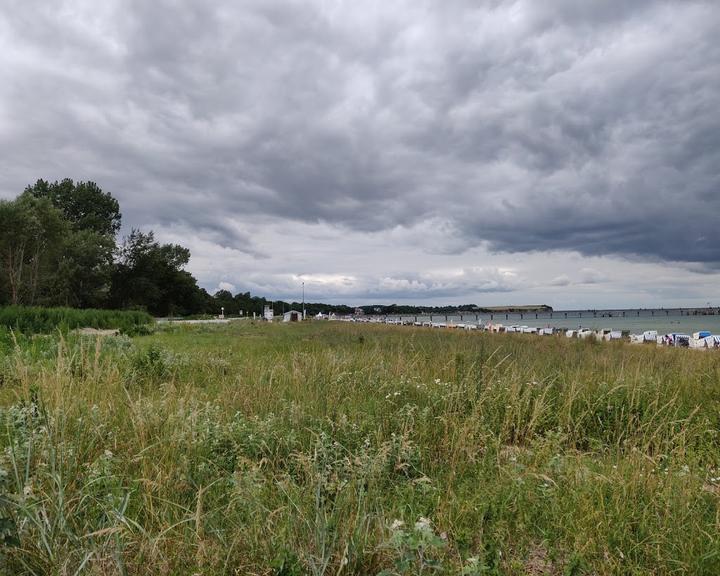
(0, 305, 153, 336)
(0, 321, 719, 575)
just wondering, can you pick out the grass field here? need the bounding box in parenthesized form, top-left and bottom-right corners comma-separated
(1, 321, 719, 575)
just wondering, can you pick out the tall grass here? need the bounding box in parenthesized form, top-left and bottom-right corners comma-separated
(0, 306, 153, 335)
(0, 322, 718, 574)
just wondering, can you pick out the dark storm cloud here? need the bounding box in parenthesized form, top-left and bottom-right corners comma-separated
(1, 0, 718, 265)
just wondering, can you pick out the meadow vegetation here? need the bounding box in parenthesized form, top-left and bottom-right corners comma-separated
(0, 321, 718, 575)
(0, 306, 152, 336)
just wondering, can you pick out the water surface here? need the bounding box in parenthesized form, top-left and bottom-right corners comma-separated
(383, 309, 720, 335)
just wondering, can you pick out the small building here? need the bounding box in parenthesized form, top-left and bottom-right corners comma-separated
(283, 310, 303, 322)
(263, 305, 274, 322)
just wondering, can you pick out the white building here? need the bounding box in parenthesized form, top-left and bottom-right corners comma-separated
(263, 305, 274, 321)
(283, 310, 303, 322)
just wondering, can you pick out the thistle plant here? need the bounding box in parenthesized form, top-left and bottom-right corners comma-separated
(379, 517, 447, 575)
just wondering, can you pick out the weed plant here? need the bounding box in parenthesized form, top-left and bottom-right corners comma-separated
(0, 322, 718, 574)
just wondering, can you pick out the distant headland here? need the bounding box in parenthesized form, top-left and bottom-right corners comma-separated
(350, 304, 553, 316)
(474, 305, 553, 313)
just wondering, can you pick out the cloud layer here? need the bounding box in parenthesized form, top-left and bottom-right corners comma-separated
(1, 1, 719, 304)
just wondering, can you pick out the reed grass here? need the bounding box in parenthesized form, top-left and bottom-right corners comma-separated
(0, 321, 718, 574)
(0, 306, 153, 336)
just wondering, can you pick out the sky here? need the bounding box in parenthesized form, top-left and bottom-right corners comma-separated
(1, 0, 719, 308)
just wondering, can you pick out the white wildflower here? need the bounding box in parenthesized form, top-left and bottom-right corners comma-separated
(414, 516, 432, 532)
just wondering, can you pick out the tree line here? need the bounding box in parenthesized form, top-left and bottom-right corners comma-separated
(0, 179, 354, 318)
(1, 179, 549, 318)
(0, 179, 226, 316)
(0, 179, 208, 315)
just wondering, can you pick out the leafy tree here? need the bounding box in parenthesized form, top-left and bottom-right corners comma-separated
(110, 230, 206, 316)
(53, 229, 116, 308)
(24, 179, 121, 307)
(25, 178, 121, 237)
(213, 290, 237, 315)
(233, 291, 271, 317)
(0, 195, 68, 305)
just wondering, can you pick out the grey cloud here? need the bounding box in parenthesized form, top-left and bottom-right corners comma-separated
(0, 0, 719, 271)
(550, 275, 571, 287)
(236, 266, 517, 303)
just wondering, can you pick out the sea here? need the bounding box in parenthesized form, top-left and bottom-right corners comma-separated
(381, 309, 720, 336)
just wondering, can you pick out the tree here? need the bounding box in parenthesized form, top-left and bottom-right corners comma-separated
(52, 229, 117, 308)
(0, 195, 68, 305)
(213, 290, 237, 315)
(1, 179, 218, 314)
(110, 230, 207, 316)
(24, 179, 121, 307)
(25, 178, 121, 237)
(233, 291, 268, 317)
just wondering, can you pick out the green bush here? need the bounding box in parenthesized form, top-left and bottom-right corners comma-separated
(0, 305, 153, 335)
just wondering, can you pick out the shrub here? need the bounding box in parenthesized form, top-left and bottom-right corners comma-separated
(0, 305, 153, 335)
